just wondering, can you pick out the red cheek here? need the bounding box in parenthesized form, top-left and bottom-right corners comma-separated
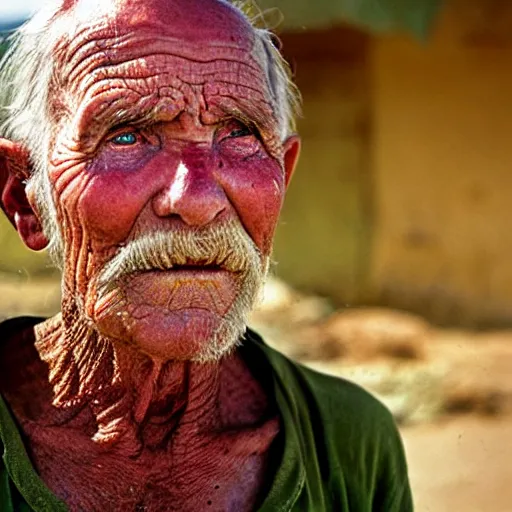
(217, 155, 285, 254)
(78, 175, 141, 243)
(54, 145, 284, 256)
(76, 157, 168, 247)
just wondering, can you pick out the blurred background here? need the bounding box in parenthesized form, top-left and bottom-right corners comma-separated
(1, 1, 512, 510)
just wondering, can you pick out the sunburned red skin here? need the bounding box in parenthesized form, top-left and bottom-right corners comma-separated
(0, 0, 300, 510)
(0, 319, 281, 511)
(48, 3, 298, 357)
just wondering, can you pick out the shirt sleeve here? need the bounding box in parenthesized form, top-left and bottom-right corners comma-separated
(371, 413, 414, 512)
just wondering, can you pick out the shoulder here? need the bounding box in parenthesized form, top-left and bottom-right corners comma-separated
(247, 329, 394, 430)
(295, 361, 399, 440)
(0, 316, 43, 349)
(280, 352, 404, 466)
(246, 329, 413, 510)
(290, 360, 407, 463)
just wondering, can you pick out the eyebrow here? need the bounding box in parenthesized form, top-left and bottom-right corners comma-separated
(72, 94, 176, 150)
(71, 83, 278, 152)
(204, 94, 277, 137)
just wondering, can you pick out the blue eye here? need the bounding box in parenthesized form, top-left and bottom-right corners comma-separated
(111, 132, 137, 146)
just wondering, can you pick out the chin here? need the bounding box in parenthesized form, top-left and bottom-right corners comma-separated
(127, 305, 244, 362)
(87, 261, 262, 363)
(92, 301, 245, 363)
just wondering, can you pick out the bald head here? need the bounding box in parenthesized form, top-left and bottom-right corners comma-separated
(53, 0, 259, 104)
(58, 0, 254, 46)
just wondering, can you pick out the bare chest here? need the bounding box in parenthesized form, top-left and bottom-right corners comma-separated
(25, 427, 274, 512)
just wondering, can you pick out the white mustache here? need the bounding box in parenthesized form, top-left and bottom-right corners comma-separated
(97, 219, 263, 291)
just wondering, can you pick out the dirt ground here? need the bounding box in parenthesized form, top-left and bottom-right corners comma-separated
(402, 415, 512, 512)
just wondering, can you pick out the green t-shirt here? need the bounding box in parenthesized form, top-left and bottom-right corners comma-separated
(0, 317, 413, 511)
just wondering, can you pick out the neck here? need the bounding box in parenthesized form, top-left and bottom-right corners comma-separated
(34, 311, 249, 457)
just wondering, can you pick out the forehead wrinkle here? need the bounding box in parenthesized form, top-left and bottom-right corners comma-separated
(64, 47, 276, 143)
(58, 34, 271, 118)
(67, 54, 264, 105)
(57, 18, 257, 86)
(76, 64, 270, 115)
(49, 6, 283, 149)
(72, 52, 267, 97)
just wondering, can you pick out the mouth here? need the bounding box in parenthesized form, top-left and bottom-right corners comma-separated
(170, 263, 224, 271)
(130, 265, 235, 282)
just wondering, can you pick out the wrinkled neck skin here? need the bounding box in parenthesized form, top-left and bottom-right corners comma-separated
(34, 300, 268, 458)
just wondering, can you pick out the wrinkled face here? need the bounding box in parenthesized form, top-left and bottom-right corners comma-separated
(41, 0, 298, 361)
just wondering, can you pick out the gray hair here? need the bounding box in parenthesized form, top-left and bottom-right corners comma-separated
(234, 0, 301, 139)
(0, 1, 71, 262)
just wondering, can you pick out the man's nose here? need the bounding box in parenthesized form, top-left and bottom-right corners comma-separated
(152, 158, 228, 227)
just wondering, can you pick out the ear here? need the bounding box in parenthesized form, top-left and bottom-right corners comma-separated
(282, 135, 301, 188)
(0, 138, 49, 251)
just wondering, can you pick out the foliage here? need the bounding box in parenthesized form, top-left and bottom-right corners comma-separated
(247, 0, 443, 38)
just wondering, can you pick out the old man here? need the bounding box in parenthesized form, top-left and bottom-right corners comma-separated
(0, 0, 413, 510)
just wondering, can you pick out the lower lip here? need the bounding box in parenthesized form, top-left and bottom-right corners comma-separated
(123, 268, 239, 311)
